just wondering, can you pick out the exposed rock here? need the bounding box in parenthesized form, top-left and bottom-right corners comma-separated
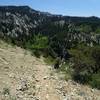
(43, 76, 48, 80)
(16, 80, 28, 91)
(8, 73, 15, 78)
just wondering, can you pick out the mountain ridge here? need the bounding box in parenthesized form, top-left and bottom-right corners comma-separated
(0, 5, 100, 48)
(0, 6, 100, 21)
(0, 6, 100, 34)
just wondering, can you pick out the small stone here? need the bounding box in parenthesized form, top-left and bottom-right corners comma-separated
(91, 89, 94, 92)
(35, 79, 39, 82)
(16, 80, 28, 91)
(16, 85, 22, 90)
(63, 95, 71, 100)
(9, 73, 15, 78)
(43, 76, 48, 80)
(33, 92, 36, 96)
(45, 94, 49, 100)
(17, 94, 24, 98)
(36, 85, 41, 89)
(78, 91, 86, 96)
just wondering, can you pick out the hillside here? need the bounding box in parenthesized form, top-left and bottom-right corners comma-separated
(0, 6, 100, 45)
(0, 6, 100, 99)
(0, 40, 100, 100)
(0, 6, 100, 60)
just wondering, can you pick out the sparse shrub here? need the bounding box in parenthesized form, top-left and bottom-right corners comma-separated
(2, 88, 10, 95)
(54, 57, 61, 69)
(57, 62, 73, 81)
(44, 55, 55, 65)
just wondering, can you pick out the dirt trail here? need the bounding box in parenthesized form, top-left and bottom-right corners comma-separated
(0, 40, 100, 100)
(34, 58, 63, 100)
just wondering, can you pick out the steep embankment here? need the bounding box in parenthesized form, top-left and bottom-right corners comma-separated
(0, 40, 100, 100)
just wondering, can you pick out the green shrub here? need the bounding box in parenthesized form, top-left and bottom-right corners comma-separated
(69, 44, 100, 88)
(32, 34, 48, 49)
(89, 73, 100, 89)
(31, 50, 41, 58)
(44, 55, 55, 65)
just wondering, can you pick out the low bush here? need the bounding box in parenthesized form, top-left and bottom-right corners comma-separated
(69, 44, 100, 89)
(89, 73, 100, 89)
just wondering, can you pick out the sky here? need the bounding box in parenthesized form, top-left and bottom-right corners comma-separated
(0, 0, 100, 17)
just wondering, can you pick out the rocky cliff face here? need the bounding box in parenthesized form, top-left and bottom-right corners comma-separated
(0, 6, 47, 38)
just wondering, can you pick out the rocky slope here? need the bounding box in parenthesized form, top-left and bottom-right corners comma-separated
(0, 6, 44, 37)
(0, 40, 100, 100)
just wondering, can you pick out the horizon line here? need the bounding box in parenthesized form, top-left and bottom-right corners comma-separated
(0, 5, 100, 18)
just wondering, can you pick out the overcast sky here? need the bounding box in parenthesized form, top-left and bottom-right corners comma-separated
(0, 0, 100, 17)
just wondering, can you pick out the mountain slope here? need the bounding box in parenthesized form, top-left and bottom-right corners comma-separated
(0, 40, 100, 100)
(0, 6, 100, 44)
(0, 6, 100, 61)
